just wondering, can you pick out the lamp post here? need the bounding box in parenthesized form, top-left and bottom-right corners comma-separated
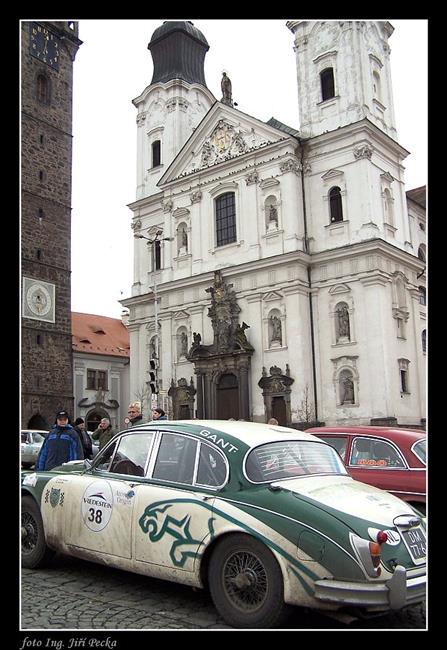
(134, 230, 173, 407)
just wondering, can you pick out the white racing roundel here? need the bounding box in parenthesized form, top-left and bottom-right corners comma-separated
(81, 480, 113, 532)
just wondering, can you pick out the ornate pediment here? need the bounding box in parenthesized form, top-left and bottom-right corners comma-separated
(321, 169, 344, 181)
(328, 283, 351, 295)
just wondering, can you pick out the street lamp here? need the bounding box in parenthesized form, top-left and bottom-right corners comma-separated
(134, 230, 173, 406)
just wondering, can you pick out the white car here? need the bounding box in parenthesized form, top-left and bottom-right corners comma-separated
(21, 429, 47, 469)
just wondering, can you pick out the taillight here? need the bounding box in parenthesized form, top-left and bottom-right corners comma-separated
(376, 530, 388, 544)
(369, 541, 382, 576)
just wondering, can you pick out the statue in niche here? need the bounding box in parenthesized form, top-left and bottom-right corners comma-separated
(150, 338, 157, 360)
(269, 205, 278, 224)
(337, 304, 350, 340)
(179, 331, 188, 357)
(270, 315, 282, 345)
(234, 321, 254, 351)
(178, 227, 188, 252)
(341, 375, 355, 404)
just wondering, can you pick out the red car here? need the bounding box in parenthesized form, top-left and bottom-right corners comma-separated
(306, 426, 426, 515)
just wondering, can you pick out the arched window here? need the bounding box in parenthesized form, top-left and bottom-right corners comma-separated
(152, 140, 161, 167)
(383, 188, 394, 225)
(320, 67, 335, 101)
(36, 73, 50, 104)
(153, 239, 161, 270)
(418, 245, 426, 262)
(329, 186, 343, 223)
(373, 70, 382, 101)
(422, 329, 426, 353)
(418, 287, 426, 306)
(215, 192, 236, 247)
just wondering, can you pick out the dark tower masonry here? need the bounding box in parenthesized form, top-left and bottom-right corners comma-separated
(21, 21, 82, 428)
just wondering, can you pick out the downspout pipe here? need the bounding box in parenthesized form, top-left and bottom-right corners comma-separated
(298, 137, 319, 423)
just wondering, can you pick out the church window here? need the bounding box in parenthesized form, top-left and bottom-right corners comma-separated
(320, 67, 335, 101)
(87, 369, 108, 391)
(398, 359, 410, 394)
(418, 245, 426, 262)
(152, 140, 161, 167)
(153, 239, 161, 270)
(422, 329, 426, 353)
(373, 70, 382, 102)
(215, 192, 236, 247)
(329, 186, 343, 222)
(418, 287, 426, 306)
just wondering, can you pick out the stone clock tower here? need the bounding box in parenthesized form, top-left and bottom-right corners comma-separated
(21, 21, 82, 428)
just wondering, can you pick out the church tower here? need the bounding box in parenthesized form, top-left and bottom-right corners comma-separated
(287, 21, 397, 140)
(21, 21, 82, 428)
(133, 21, 216, 199)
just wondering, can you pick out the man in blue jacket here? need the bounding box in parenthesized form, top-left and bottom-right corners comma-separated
(36, 411, 84, 471)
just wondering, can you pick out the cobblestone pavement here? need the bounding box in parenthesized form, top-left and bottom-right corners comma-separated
(20, 554, 426, 632)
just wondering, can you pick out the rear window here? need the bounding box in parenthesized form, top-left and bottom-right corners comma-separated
(245, 440, 347, 483)
(412, 439, 426, 465)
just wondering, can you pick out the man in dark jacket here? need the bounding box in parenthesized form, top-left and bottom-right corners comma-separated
(73, 417, 93, 459)
(127, 401, 143, 426)
(151, 407, 167, 420)
(36, 411, 84, 471)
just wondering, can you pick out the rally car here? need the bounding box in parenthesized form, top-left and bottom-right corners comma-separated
(21, 420, 426, 628)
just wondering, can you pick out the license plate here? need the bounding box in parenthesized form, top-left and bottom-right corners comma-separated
(401, 526, 426, 563)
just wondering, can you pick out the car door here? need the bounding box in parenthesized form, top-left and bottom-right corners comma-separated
(65, 430, 156, 559)
(134, 431, 221, 572)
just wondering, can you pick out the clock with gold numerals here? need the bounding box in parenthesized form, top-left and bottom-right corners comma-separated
(29, 23, 60, 71)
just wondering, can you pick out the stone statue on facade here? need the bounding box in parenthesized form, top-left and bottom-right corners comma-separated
(221, 72, 233, 107)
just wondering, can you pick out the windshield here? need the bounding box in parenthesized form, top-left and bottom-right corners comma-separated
(412, 439, 426, 465)
(245, 440, 348, 483)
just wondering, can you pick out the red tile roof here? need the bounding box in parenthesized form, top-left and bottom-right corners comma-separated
(72, 312, 130, 358)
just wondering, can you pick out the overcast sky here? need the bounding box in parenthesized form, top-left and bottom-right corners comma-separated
(70, 19, 427, 320)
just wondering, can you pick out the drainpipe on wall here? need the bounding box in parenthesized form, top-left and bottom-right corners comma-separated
(298, 138, 319, 422)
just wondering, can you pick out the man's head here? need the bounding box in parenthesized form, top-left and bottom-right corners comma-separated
(55, 410, 70, 425)
(74, 417, 85, 429)
(99, 418, 110, 429)
(151, 407, 165, 420)
(128, 402, 141, 420)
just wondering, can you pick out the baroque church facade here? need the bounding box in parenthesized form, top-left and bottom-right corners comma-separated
(122, 20, 426, 427)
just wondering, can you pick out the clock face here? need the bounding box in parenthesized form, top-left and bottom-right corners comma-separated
(29, 23, 60, 70)
(26, 283, 52, 317)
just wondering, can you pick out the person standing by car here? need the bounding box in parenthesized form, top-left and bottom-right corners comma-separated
(127, 401, 143, 426)
(73, 417, 93, 460)
(36, 411, 84, 471)
(91, 417, 115, 450)
(151, 407, 167, 421)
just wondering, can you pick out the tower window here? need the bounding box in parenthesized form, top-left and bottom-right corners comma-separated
(215, 192, 236, 247)
(154, 239, 161, 270)
(152, 140, 161, 167)
(36, 249, 41, 260)
(36, 74, 50, 104)
(422, 329, 426, 353)
(320, 67, 335, 101)
(37, 208, 44, 219)
(329, 186, 343, 223)
(418, 287, 426, 306)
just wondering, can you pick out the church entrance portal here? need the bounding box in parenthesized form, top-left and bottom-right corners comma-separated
(271, 396, 287, 426)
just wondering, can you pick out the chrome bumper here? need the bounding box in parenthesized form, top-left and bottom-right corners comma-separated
(314, 566, 426, 612)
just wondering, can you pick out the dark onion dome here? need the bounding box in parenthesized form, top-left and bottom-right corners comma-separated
(148, 20, 209, 87)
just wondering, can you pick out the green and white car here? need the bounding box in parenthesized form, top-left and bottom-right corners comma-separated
(21, 420, 426, 628)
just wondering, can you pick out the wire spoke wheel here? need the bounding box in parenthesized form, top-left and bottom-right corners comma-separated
(22, 511, 39, 555)
(209, 534, 286, 628)
(223, 550, 268, 611)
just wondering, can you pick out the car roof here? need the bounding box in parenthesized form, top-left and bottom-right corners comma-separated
(307, 426, 426, 443)
(129, 419, 319, 448)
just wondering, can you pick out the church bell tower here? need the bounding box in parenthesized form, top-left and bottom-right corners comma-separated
(287, 20, 397, 140)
